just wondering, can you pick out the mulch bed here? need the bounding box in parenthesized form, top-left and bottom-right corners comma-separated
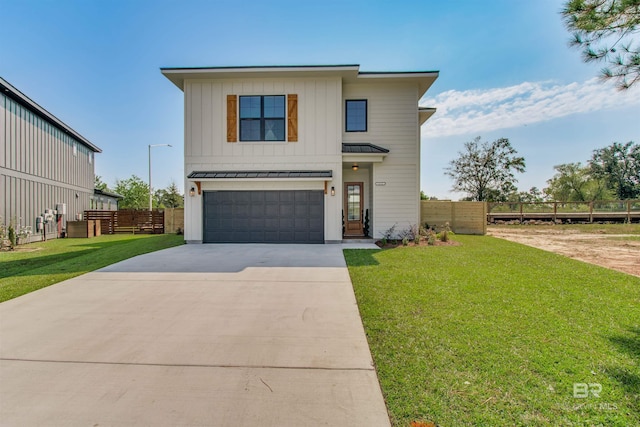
(375, 239, 460, 248)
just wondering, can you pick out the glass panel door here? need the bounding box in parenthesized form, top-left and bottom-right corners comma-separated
(344, 182, 364, 236)
(347, 184, 360, 221)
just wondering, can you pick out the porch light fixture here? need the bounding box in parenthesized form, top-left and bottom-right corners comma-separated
(352, 164, 359, 171)
(331, 186, 335, 196)
(189, 186, 196, 197)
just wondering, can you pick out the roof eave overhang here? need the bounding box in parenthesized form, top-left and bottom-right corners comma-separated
(357, 71, 439, 98)
(94, 189, 123, 199)
(419, 107, 437, 125)
(161, 65, 361, 91)
(342, 153, 388, 163)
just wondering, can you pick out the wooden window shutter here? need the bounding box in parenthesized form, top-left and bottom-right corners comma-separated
(287, 94, 298, 142)
(227, 94, 237, 142)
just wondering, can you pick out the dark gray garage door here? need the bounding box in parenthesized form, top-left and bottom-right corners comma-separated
(203, 190, 324, 243)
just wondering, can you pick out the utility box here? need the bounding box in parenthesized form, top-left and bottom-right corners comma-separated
(56, 203, 66, 215)
(67, 220, 98, 238)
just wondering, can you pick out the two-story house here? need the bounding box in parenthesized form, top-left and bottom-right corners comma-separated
(1, 77, 101, 242)
(161, 65, 438, 243)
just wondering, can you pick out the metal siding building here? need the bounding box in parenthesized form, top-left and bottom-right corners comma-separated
(0, 77, 102, 242)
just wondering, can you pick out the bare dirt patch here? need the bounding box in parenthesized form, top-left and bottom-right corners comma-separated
(488, 226, 640, 277)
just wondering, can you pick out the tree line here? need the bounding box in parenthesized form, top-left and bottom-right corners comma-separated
(444, 138, 639, 203)
(95, 175, 184, 209)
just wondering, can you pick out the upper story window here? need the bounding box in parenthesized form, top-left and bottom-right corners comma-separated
(345, 99, 367, 132)
(239, 95, 286, 141)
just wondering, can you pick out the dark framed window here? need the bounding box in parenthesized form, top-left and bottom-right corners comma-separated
(240, 95, 285, 141)
(345, 99, 367, 132)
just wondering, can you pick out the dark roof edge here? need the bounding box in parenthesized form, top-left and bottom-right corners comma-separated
(161, 64, 360, 71)
(94, 188, 123, 199)
(358, 70, 439, 75)
(0, 77, 102, 153)
(160, 65, 439, 76)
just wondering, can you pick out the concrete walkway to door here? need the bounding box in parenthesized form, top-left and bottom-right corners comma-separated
(0, 244, 389, 426)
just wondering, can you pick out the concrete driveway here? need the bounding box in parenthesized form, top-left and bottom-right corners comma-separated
(0, 244, 389, 426)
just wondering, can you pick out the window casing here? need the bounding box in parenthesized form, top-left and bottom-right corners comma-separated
(240, 95, 286, 141)
(345, 100, 367, 132)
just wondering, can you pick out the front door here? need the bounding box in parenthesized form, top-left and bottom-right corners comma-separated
(344, 182, 364, 236)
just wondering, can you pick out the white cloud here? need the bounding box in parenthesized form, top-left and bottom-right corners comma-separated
(420, 78, 640, 138)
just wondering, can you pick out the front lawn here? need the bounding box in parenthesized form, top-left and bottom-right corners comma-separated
(345, 236, 640, 426)
(0, 234, 184, 302)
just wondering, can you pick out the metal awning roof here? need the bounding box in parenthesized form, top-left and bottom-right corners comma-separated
(188, 170, 333, 179)
(342, 143, 389, 154)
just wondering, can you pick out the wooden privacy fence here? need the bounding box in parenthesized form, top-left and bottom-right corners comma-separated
(84, 209, 164, 234)
(487, 200, 640, 223)
(163, 208, 184, 234)
(420, 201, 487, 235)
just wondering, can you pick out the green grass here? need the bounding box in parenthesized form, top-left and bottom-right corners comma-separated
(489, 223, 640, 234)
(0, 234, 184, 302)
(345, 236, 640, 426)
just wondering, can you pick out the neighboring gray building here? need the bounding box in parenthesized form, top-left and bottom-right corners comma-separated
(91, 188, 122, 211)
(1, 77, 102, 242)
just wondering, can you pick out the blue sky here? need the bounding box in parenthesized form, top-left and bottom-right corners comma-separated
(2, 0, 638, 199)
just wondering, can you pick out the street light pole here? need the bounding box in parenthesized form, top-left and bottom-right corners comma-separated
(148, 144, 172, 211)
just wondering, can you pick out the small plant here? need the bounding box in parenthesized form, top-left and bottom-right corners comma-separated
(0, 217, 7, 250)
(381, 237, 387, 246)
(7, 224, 17, 249)
(363, 209, 370, 236)
(398, 224, 419, 241)
(440, 222, 451, 242)
(414, 233, 421, 245)
(382, 223, 397, 241)
(402, 237, 409, 246)
(427, 230, 436, 246)
(410, 224, 419, 240)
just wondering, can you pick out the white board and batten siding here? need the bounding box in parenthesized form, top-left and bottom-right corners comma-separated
(183, 77, 344, 242)
(342, 82, 421, 238)
(184, 77, 342, 166)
